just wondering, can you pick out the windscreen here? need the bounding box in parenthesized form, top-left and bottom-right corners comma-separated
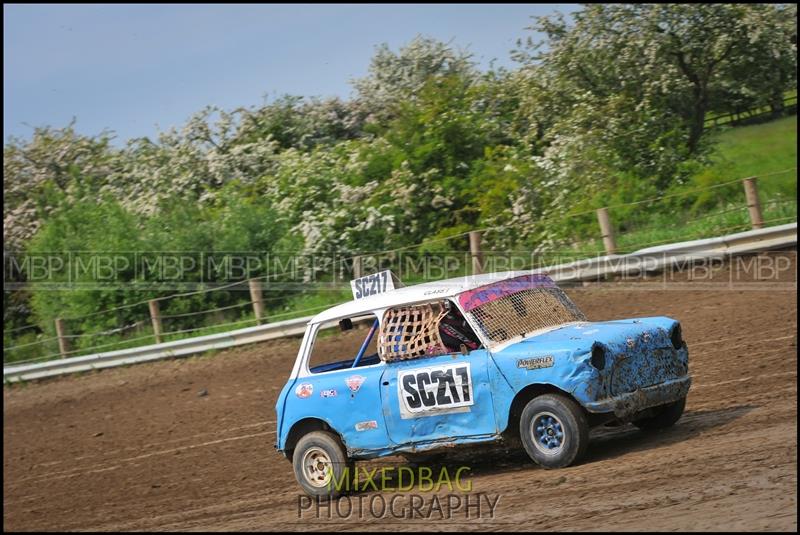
(458, 274, 586, 346)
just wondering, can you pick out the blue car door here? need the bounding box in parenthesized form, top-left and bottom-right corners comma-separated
(286, 361, 391, 453)
(379, 349, 498, 445)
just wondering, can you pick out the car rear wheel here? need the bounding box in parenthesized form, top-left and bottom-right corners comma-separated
(520, 394, 589, 469)
(292, 431, 352, 497)
(633, 397, 686, 430)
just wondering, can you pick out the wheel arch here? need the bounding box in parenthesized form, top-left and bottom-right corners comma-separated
(283, 417, 345, 458)
(502, 383, 587, 442)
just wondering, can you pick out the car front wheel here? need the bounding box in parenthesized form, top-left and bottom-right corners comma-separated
(520, 394, 589, 469)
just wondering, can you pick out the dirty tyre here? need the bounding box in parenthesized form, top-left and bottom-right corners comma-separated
(292, 431, 352, 498)
(633, 397, 686, 431)
(520, 394, 589, 469)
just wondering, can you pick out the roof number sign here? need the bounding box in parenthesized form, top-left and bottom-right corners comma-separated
(351, 270, 397, 300)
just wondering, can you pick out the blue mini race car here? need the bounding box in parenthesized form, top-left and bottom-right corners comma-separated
(275, 270, 691, 496)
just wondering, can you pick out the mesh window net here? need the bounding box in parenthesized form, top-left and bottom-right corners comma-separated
(379, 303, 449, 362)
(459, 274, 586, 346)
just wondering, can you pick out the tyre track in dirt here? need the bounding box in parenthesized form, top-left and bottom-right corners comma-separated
(4, 253, 797, 531)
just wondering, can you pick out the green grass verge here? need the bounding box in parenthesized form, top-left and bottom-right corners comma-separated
(693, 115, 797, 200)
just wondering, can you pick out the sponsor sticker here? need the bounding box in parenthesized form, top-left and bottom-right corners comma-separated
(355, 420, 378, 432)
(516, 356, 554, 370)
(320, 388, 337, 398)
(397, 363, 473, 419)
(345, 375, 366, 393)
(295, 383, 313, 399)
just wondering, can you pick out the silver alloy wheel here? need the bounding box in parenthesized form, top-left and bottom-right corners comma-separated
(530, 410, 565, 456)
(301, 446, 333, 488)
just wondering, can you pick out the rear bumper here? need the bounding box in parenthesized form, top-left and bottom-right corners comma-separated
(583, 375, 692, 419)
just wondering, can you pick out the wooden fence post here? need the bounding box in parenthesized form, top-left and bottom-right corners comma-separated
(249, 278, 265, 325)
(148, 299, 163, 344)
(352, 255, 362, 280)
(596, 207, 617, 255)
(469, 231, 484, 275)
(54, 318, 70, 359)
(743, 177, 764, 229)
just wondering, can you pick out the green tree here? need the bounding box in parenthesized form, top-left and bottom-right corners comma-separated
(25, 198, 146, 337)
(712, 4, 797, 118)
(3, 123, 118, 249)
(352, 35, 478, 124)
(523, 4, 797, 156)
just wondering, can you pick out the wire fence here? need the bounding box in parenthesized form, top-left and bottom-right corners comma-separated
(5, 301, 345, 366)
(4, 167, 797, 364)
(158, 301, 255, 320)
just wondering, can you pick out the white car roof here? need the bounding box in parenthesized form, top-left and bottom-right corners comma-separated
(309, 269, 541, 324)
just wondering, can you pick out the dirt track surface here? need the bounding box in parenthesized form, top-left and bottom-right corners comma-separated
(4, 253, 798, 531)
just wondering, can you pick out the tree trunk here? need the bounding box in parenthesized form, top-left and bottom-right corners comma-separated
(687, 90, 707, 155)
(769, 89, 785, 118)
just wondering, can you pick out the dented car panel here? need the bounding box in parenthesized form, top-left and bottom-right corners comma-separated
(275, 272, 691, 460)
(489, 317, 691, 425)
(583, 376, 691, 418)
